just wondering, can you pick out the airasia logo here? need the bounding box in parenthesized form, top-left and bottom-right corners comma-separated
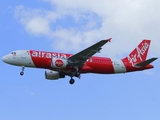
(55, 59, 63, 67)
(128, 42, 149, 67)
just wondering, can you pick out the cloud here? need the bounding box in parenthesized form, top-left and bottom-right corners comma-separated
(14, 0, 160, 57)
(14, 5, 56, 36)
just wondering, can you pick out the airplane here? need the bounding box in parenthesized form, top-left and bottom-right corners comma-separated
(2, 38, 158, 84)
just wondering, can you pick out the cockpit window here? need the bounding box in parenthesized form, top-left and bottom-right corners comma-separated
(10, 52, 16, 55)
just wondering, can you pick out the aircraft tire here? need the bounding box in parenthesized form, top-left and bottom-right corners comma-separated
(75, 72, 80, 77)
(20, 72, 24, 76)
(69, 79, 75, 85)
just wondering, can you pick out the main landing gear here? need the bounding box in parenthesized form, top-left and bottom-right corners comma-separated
(75, 72, 81, 77)
(20, 66, 25, 76)
(69, 72, 81, 85)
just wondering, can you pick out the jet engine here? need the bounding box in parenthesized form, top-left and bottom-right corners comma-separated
(45, 70, 65, 80)
(51, 58, 68, 68)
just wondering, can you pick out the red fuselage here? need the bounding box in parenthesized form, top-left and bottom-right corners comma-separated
(29, 50, 153, 74)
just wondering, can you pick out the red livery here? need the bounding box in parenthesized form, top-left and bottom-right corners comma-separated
(2, 38, 158, 84)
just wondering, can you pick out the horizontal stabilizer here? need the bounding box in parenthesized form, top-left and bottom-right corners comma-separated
(135, 58, 158, 67)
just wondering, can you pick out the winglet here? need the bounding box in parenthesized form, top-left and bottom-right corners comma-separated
(107, 38, 112, 42)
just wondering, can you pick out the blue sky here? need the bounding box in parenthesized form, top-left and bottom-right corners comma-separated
(1, 0, 160, 120)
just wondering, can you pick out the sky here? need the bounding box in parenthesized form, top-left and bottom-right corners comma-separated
(1, 0, 160, 120)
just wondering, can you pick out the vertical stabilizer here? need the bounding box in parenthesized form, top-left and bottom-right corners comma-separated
(123, 40, 151, 66)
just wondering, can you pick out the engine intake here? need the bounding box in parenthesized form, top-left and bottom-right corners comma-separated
(45, 70, 65, 80)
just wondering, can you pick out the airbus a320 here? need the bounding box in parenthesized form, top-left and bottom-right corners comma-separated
(2, 38, 158, 84)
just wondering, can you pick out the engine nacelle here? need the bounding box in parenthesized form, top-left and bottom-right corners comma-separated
(45, 70, 65, 80)
(51, 58, 68, 68)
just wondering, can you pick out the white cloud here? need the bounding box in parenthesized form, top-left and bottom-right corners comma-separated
(15, 0, 160, 57)
(25, 17, 51, 36)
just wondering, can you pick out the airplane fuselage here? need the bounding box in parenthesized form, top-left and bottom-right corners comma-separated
(2, 50, 153, 74)
(2, 39, 157, 84)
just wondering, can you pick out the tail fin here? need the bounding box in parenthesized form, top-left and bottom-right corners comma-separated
(123, 39, 151, 66)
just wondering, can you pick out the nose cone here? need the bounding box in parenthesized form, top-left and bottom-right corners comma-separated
(2, 55, 10, 64)
(2, 54, 16, 65)
(2, 56, 7, 62)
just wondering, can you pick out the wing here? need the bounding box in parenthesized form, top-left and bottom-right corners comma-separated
(67, 38, 112, 68)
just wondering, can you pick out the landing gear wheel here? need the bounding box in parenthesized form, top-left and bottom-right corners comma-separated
(69, 79, 75, 85)
(20, 66, 25, 76)
(75, 72, 81, 77)
(20, 72, 24, 76)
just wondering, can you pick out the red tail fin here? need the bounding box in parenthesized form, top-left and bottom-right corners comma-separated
(123, 40, 151, 66)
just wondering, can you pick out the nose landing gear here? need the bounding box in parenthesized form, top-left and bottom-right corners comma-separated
(69, 78, 75, 85)
(20, 66, 25, 76)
